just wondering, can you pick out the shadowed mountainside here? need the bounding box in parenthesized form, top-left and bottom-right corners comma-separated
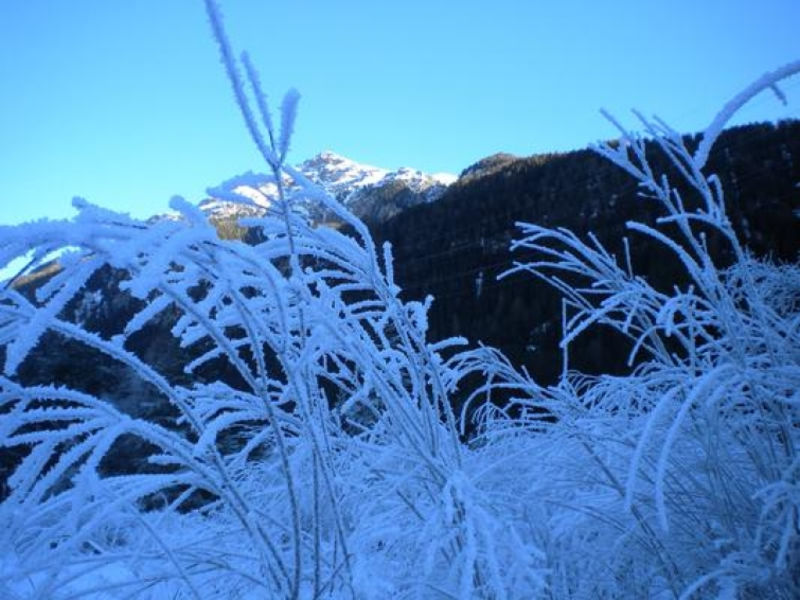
(374, 120, 800, 385)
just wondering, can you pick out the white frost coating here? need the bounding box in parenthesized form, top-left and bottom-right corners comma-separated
(0, 3, 537, 597)
(1, 9, 798, 600)
(502, 62, 800, 599)
(694, 59, 800, 169)
(278, 88, 300, 161)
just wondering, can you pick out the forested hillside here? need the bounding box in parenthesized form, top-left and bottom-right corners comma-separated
(377, 121, 800, 384)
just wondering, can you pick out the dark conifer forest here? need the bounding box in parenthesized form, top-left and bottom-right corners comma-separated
(379, 121, 800, 384)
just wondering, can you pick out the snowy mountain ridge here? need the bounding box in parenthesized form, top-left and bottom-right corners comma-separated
(198, 150, 456, 224)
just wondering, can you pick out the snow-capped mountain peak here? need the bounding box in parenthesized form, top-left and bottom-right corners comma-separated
(296, 151, 389, 199)
(199, 151, 456, 225)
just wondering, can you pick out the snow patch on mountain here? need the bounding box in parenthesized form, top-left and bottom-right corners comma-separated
(298, 150, 389, 196)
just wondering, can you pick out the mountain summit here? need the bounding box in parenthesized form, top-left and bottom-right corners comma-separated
(199, 151, 456, 225)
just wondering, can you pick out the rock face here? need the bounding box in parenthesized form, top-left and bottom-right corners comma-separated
(198, 150, 456, 227)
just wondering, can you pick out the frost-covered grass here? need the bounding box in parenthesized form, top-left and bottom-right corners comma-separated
(1, 2, 798, 598)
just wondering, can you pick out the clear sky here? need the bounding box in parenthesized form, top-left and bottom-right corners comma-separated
(1, 0, 798, 225)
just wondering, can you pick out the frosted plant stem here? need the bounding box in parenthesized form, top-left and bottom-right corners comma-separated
(128, 502, 204, 600)
(580, 439, 683, 598)
(694, 59, 800, 169)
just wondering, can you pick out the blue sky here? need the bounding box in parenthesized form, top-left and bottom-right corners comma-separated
(1, 0, 798, 225)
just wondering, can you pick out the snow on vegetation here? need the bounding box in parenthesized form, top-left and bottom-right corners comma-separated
(0, 1, 798, 598)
